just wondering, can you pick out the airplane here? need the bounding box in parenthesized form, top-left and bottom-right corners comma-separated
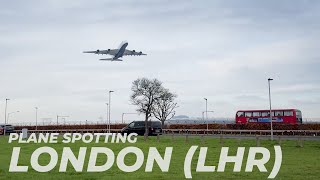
(83, 41, 146, 61)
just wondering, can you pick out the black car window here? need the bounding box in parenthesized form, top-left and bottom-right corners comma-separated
(151, 122, 161, 128)
(134, 121, 145, 127)
(128, 122, 135, 128)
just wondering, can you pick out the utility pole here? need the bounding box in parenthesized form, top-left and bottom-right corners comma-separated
(204, 98, 208, 131)
(108, 90, 114, 133)
(106, 103, 109, 127)
(4, 98, 9, 124)
(268, 78, 274, 140)
(35, 107, 38, 130)
(4, 98, 9, 135)
(204, 98, 208, 121)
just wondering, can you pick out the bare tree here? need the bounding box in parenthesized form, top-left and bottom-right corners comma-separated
(153, 89, 178, 128)
(130, 78, 163, 139)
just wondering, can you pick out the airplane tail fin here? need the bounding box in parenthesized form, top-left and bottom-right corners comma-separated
(99, 58, 123, 61)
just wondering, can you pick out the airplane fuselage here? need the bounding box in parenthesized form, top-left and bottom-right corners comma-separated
(83, 41, 145, 61)
(114, 42, 128, 59)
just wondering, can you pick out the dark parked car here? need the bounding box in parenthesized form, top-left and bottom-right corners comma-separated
(121, 121, 162, 135)
(0, 124, 15, 134)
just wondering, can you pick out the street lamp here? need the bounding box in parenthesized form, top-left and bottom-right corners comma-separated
(7, 111, 19, 124)
(35, 107, 38, 130)
(268, 78, 274, 140)
(122, 113, 139, 124)
(108, 90, 114, 133)
(4, 98, 10, 124)
(105, 103, 109, 125)
(204, 98, 208, 121)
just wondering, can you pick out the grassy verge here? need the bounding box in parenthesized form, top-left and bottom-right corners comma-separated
(0, 135, 319, 180)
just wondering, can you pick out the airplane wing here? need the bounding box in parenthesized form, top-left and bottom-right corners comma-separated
(99, 58, 123, 61)
(83, 49, 118, 55)
(123, 49, 147, 56)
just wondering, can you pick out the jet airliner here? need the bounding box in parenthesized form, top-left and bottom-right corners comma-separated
(83, 41, 146, 61)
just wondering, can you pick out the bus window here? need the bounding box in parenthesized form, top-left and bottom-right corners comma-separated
(261, 112, 268, 117)
(253, 112, 260, 117)
(296, 110, 302, 118)
(237, 111, 244, 117)
(284, 110, 293, 116)
(295, 110, 302, 123)
(266, 111, 274, 116)
(245, 112, 252, 117)
(275, 111, 283, 116)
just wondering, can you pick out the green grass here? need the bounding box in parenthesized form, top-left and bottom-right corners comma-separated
(0, 135, 319, 180)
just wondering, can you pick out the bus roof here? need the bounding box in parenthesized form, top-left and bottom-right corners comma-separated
(236, 109, 301, 112)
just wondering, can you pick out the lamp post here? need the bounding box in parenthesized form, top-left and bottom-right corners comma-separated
(105, 103, 109, 126)
(3, 98, 10, 135)
(4, 98, 10, 124)
(204, 98, 209, 131)
(35, 107, 38, 130)
(204, 98, 208, 121)
(108, 90, 114, 133)
(7, 111, 19, 124)
(268, 78, 274, 140)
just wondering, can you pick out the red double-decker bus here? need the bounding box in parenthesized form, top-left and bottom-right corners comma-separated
(235, 109, 302, 124)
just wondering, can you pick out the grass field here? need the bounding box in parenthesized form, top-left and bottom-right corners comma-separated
(0, 135, 319, 180)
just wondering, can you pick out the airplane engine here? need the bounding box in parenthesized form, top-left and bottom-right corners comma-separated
(139, 51, 142, 55)
(96, 49, 100, 54)
(132, 50, 136, 55)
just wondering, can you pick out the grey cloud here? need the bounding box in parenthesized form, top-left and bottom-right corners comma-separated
(1, 0, 320, 123)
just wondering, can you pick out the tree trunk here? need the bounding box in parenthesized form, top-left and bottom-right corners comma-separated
(144, 112, 149, 141)
(161, 120, 165, 129)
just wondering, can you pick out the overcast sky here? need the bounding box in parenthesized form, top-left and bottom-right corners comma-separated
(1, 0, 320, 124)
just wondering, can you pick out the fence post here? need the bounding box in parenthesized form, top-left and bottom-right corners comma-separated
(237, 138, 241, 146)
(201, 135, 205, 144)
(185, 134, 189, 144)
(171, 132, 174, 142)
(157, 134, 160, 142)
(220, 133, 224, 144)
(277, 135, 281, 145)
(256, 135, 260, 147)
(297, 137, 304, 148)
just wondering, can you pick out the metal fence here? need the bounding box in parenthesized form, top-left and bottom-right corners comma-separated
(13, 128, 320, 137)
(9, 118, 320, 126)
